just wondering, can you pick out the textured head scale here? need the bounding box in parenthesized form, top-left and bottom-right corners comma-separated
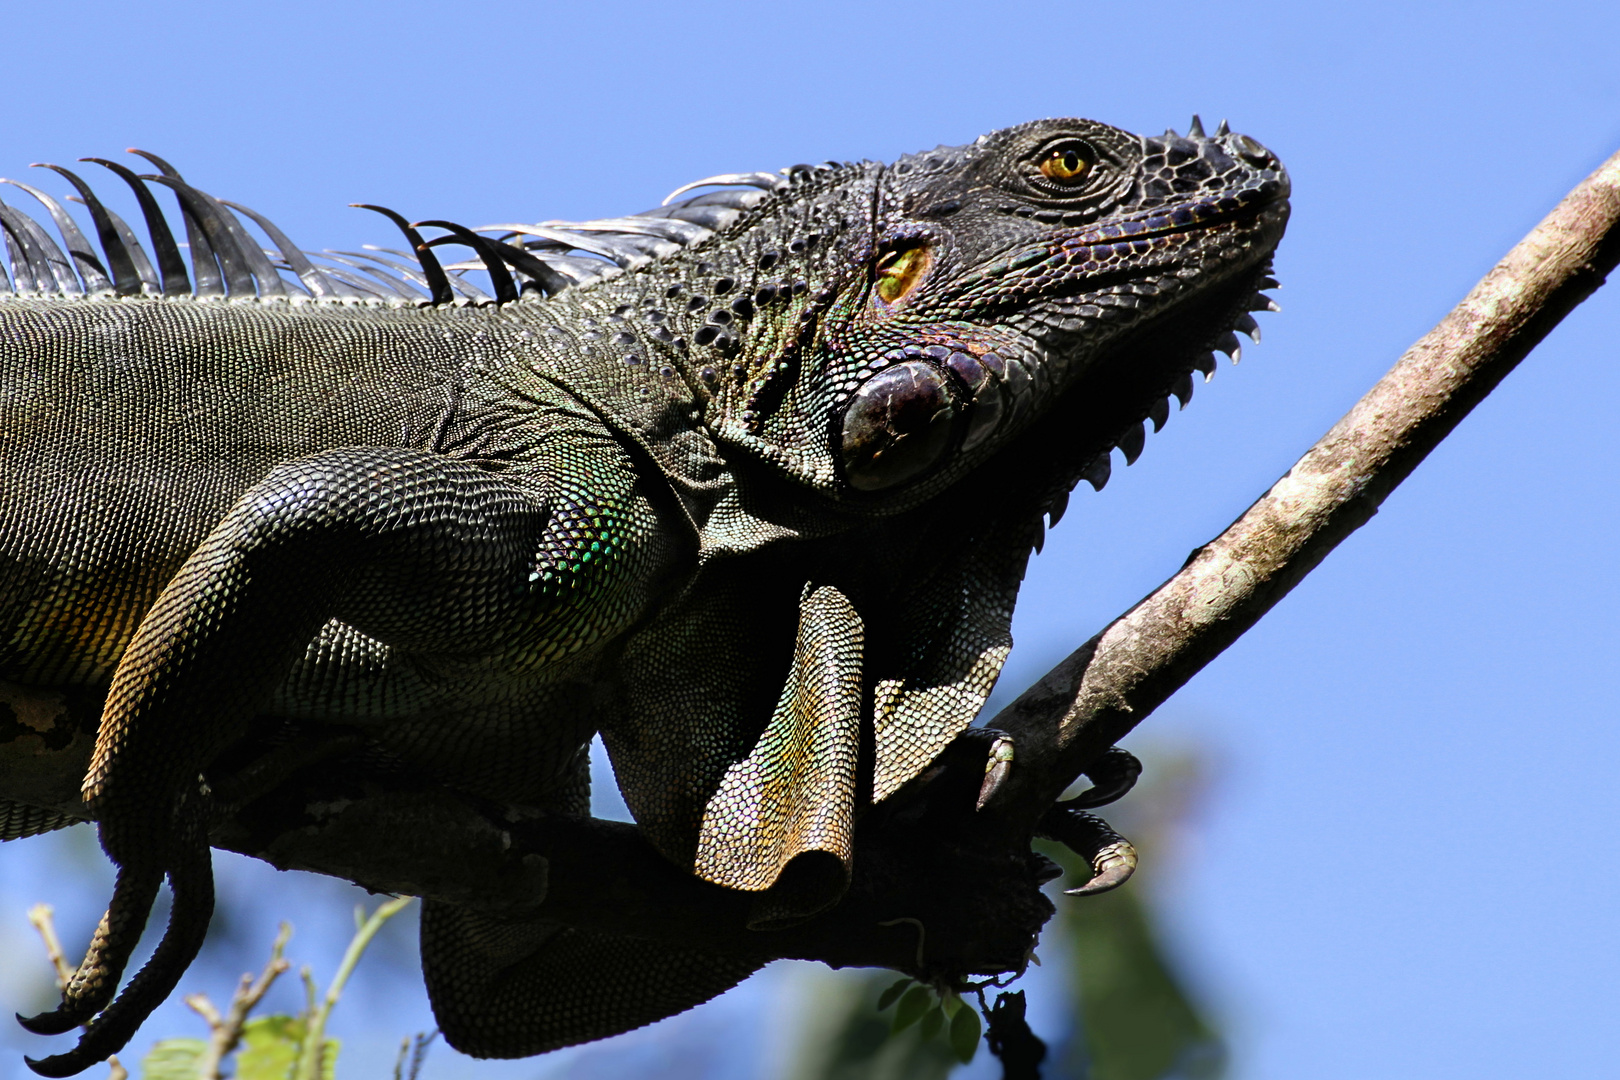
(685, 116, 1289, 510)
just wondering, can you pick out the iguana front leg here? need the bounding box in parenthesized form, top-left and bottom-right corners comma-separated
(18, 445, 600, 1076)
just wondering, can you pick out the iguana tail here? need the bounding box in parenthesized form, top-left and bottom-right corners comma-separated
(419, 900, 763, 1058)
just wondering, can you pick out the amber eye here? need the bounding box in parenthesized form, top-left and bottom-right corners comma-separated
(1038, 143, 1091, 184)
(875, 246, 931, 304)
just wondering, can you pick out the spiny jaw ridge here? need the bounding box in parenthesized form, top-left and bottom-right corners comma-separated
(1074, 280, 1281, 495)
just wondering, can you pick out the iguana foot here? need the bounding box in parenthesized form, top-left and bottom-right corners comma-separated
(1037, 804, 1138, 896)
(968, 734, 1140, 811)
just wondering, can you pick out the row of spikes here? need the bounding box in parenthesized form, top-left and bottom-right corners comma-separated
(1026, 275, 1281, 558)
(0, 152, 840, 305)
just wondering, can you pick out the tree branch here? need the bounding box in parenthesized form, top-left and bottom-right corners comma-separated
(983, 145, 1620, 829)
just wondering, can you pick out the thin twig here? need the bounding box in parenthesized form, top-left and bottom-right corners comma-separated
(293, 896, 414, 1080)
(27, 904, 72, 988)
(406, 1031, 437, 1080)
(187, 922, 293, 1080)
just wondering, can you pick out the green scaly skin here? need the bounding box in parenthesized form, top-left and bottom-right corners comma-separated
(0, 116, 1288, 1073)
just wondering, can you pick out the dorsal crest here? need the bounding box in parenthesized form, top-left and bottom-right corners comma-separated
(0, 152, 853, 306)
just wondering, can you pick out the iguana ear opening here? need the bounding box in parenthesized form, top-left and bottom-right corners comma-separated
(692, 584, 862, 925)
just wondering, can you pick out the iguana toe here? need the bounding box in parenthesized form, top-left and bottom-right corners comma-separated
(1037, 804, 1139, 897)
(1063, 746, 1143, 809)
(21, 839, 213, 1076)
(976, 732, 1016, 810)
(14, 1013, 82, 1038)
(17, 865, 163, 1036)
(24, 1049, 102, 1078)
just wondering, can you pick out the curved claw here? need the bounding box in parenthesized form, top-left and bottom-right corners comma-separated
(15, 1013, 77, 1039)
(976, 733, 1015, 810)
(1037, 805, 1138, 897)
(1065, 835, 1138, 896)
(15, 1016, 76, 1036)
(24, 1053, 93, 1079)
(1062, 746, 1142, 810)
(15, 1015, 71, 1038)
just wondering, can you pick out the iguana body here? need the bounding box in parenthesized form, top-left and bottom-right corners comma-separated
(0, 118, 1288, 1073)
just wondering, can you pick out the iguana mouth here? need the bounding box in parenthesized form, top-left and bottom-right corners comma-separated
(1062, 182, 1288, 253)
(961, 199, 1289, 529)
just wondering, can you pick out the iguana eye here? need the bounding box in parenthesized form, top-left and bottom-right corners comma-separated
(874, 246, 931, 305)
(840, 361, 957, 491)
(1038, 142, 1091, 183)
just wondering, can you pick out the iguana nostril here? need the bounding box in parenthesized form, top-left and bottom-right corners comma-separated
(1234, 133, 1274, 167)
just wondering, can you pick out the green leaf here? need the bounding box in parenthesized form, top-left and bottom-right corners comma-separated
(794, 971, 958, 1080)
(141, 1038, 207, 1080)
(237, 1014, 305, 1080)
(939, 990, 963, 1019)
(948, 1003, 982, 1064)
(891, 985, 934, 1033)
(918, 1005, 944, 1041)
(876, 977, 914, 1012)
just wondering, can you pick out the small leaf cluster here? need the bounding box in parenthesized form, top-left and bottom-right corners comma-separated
(876, 978, 981, 1064)
(142, 1016, 338, 1080)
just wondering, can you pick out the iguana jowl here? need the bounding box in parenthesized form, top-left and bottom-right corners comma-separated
(0, 117, 1288, 1073)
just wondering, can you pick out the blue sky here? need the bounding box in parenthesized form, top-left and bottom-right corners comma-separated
(3, 2, 1618, 1077)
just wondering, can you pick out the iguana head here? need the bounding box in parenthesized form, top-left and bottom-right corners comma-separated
(683, 116, 1290, 506)
(600, 118, 1289, 916)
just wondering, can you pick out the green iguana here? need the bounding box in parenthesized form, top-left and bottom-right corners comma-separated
(0, 116, 1288, 1074)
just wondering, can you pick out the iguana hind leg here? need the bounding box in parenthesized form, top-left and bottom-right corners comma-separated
(21, 446, 564, 1075)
